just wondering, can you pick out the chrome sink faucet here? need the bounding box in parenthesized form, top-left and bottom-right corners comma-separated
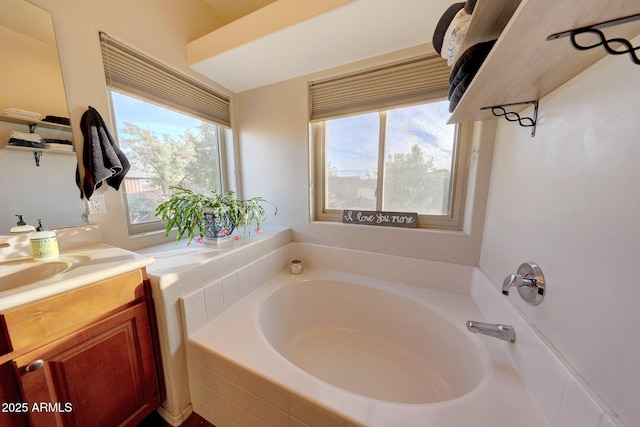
(466, 320, 516, 342)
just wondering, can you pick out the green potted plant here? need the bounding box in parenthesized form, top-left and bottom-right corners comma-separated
(227, 195, 278, 236)
(155, 185, 277, 244)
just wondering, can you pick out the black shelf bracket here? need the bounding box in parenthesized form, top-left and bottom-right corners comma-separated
(33, 151, 42, 167)
(480, 101, 539, 137)
(547, 13, 640, 65)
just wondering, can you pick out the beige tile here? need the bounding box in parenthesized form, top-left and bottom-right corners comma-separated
(215, 411, 241, 427)
(212, 355, 267, 399)
(184, 310, 207, 336)
(191, 380, 215, 407)
(411, 258, 430, 287)
(221, 273, 238, 309)
(289, 394, 315, 426)
(395, 256, 414, 285)
(315, 407, 348, 427)
(188, 361, 218, 389)
(193, 399, 217, 426)
(215, 391, 269, 427)
(264, 381, 289, 412)
(182, 288, 206, 313)
(557, 378, 604, 427)
(186, 342, 211, 365)
(445, 263, 471, 295)
(255, 400, 289, 427)
(289, 415, 311, 427)
(203, 279, 224, 320)
(428, 260, 447, 291)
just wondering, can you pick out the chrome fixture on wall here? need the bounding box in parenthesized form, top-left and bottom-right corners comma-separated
(502, 261, 545, 305)
(466, 320, 516, 342)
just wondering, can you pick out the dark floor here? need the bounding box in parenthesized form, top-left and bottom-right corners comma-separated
(138, 411, 215, 427)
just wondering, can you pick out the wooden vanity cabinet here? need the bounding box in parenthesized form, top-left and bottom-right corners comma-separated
(0, 268, 164, 427)
(0, 361, 29, 427)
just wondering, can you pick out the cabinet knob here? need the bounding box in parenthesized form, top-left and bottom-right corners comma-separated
(25, 359, 44, 373)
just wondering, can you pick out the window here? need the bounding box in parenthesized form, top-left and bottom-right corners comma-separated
(313, 101, 470, 229)
(309, 54, 470, 229)
(99, 32, 231, 234)
(110, 90, 225, 232)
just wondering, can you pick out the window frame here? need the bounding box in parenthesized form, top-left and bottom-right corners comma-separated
(107, 88, 229, 236)
(311, 101, 472, 230)
(99, 32, 233, 237)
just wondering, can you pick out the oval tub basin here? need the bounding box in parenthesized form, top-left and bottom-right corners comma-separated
(259, 280, 484, 404)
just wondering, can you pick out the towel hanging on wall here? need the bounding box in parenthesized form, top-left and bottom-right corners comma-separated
(75, 106, 130, 200)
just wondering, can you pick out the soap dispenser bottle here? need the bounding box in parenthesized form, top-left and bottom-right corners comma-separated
(10, 215, 36, 234)
(30, 219, 59, 260)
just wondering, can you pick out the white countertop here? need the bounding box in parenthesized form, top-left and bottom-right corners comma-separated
(0, 243, 154, 311)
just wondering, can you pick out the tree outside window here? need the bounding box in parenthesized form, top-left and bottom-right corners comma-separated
(110, 90, 223, 227)
(323, 101, 455, 218)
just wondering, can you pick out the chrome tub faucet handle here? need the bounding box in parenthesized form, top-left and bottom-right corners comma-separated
(502, 274, 518, 295)
(502, 273, 536, 295)
(502, 262, 545, 306)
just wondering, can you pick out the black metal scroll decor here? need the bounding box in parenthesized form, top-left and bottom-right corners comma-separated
(480, 101, 539, 137)
(547, 13, 640, 65)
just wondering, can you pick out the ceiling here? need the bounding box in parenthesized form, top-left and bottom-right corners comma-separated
(191, 0, 454, 93)
(202, 0, 277, 24)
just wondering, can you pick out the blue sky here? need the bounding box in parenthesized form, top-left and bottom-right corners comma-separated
(326, 102, 455, 177)
(110, 90, 200, 140)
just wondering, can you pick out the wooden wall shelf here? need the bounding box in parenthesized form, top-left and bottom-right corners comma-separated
(448, 0, 640, 124)
(0, 116, 71, 133)
(0, 115, 74, 166)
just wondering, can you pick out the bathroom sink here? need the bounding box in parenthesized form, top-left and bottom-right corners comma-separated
(0, 255, 89, 293)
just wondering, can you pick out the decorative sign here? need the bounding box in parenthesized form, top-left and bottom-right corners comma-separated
(342, 210, 418, 228)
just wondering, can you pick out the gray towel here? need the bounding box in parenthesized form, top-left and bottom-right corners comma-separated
(75, 106, 130, 200)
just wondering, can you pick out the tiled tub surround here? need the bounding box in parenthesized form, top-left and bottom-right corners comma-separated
(470, 268, 622, 427)
(181, 243, 623, 427)
(137, 227, 293, 425)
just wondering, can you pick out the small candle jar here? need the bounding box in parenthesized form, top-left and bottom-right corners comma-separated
(289, 259, 303, 274)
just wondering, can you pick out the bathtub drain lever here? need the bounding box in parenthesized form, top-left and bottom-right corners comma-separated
(466, 320, 516, 342)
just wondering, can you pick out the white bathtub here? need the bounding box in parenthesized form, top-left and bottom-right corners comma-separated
(186, 268, 548, 427)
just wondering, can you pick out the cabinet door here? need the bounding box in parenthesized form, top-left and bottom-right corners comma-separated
(13, 303, 161, 427)
(0, 362, 29, 427)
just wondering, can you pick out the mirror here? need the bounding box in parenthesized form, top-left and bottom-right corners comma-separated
(0, 0, 87, 234)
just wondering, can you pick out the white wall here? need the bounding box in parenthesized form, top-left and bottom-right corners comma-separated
(479, 39, 640, 427)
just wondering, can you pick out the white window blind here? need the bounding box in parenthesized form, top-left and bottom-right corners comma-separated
(99, 32, 231, 127)
(309, 54, 450, 122)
